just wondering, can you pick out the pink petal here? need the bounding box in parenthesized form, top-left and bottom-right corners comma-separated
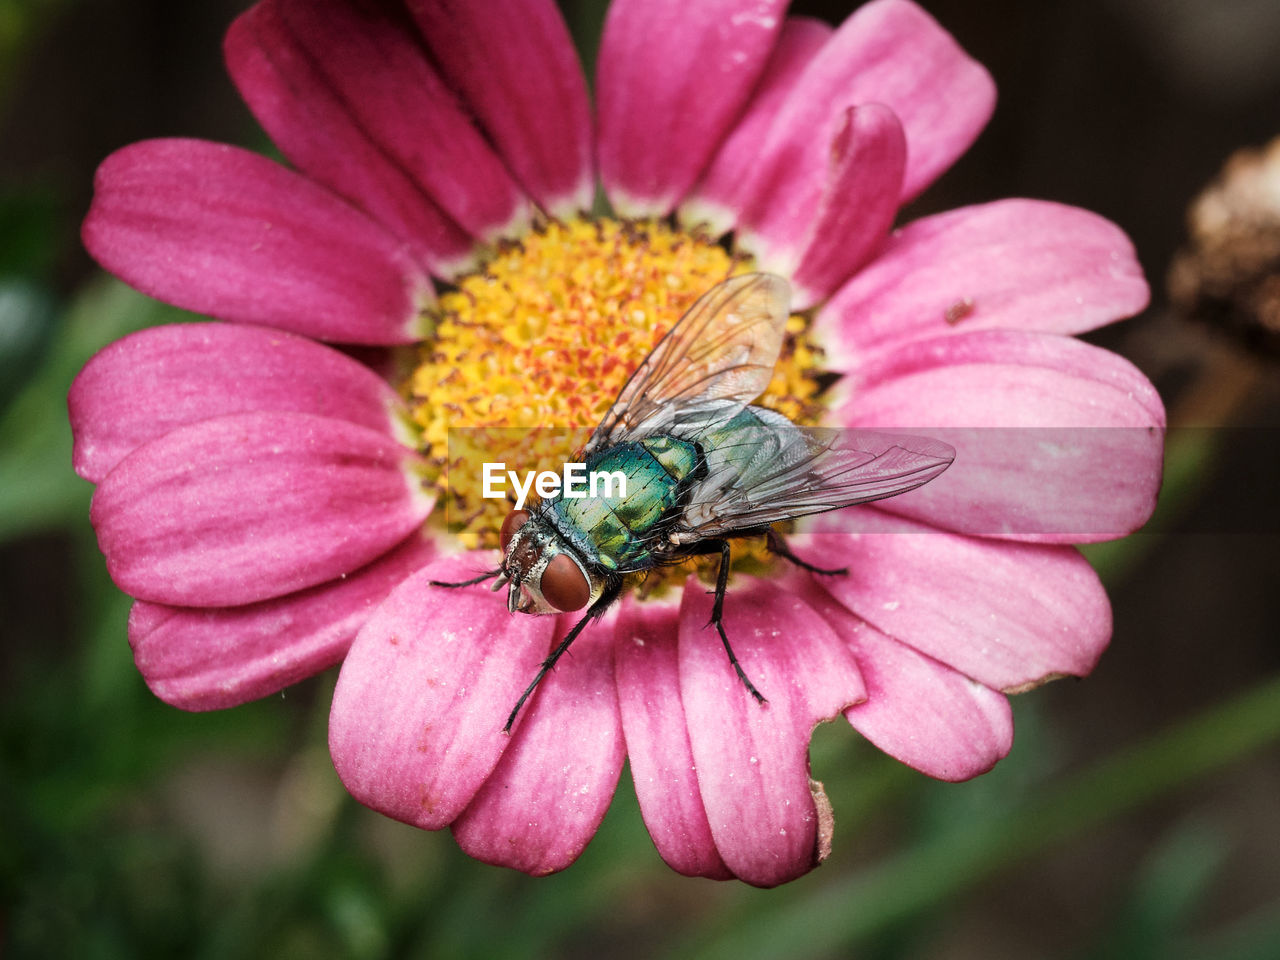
(728, 0, 994, 240)
(407, 0, 593, 218)
(784, 104, 907, 310)
(83, 139, 432, 345)
(329, 555, 556, 829)
(130, 532, 436, 710)
(678, 576, 865, 887)
(453, 611, 625, 875)
(597, 0, 788, 216)
(818, 0, 997, 202)
(838, 330, 1166, 541)
(69, 323, 405, 484)
(614, 597, 732, 880)
(679, 16, 834, 237)
(227, 0, 528, 262)
(816, 200, 1150, 358)
(856, 329, 1167, 423)
(90, 411, 432, 607)
(794, 577, 1013, 781)
(788, 510, 1111, 691)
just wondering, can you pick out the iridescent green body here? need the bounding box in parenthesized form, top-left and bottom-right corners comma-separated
(544, 407, 802, 572)
(547, 434, 701, 572)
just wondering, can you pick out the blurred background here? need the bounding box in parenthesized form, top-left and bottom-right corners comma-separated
(2, 0, 1278, 957)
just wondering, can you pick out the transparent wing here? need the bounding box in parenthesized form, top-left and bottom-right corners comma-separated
(673, 407, 955, 540)
(583, 273, 790, 454)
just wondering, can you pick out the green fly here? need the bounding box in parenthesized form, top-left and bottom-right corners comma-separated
(435, 273, 955, 731)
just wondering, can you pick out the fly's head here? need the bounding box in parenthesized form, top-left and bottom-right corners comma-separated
(495, 509, 600, 615)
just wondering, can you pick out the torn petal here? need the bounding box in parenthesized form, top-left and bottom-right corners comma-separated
(678, 577, 864, 887)
(790, 513, 1112, 691)
(797, 578, 1013, 781)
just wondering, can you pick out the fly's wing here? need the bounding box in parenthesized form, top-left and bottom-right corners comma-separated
(673, 407, 955, 540)
(582, 273, 790, 455)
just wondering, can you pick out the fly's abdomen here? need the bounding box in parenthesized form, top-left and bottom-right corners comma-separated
(550, 436, 700, 571)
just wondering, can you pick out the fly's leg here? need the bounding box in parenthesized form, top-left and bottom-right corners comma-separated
(766, 529, 848, 577)
(709, 539, 767, 705)
(504, 624, 587, 733)
(504, 580, 622, 733)
(429, 568, 503, 588)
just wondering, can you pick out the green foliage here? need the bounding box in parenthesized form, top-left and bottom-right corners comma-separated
(0, 277, 201, 540)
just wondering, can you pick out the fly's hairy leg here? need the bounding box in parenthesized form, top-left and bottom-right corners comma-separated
(708, 539, 767, 705)
(428, 569, 503, 588)
(766, 528, 848, 576)
(504, 580, 623, 733)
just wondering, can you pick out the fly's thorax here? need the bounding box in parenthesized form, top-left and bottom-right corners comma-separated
(547, 437, 703, 573)
(500, 509, 604, 615)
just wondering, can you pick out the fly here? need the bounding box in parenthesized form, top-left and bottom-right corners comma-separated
(433, 273, 955, 731)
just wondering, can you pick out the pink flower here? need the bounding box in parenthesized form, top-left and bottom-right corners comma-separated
(69, 0, 1164, 886)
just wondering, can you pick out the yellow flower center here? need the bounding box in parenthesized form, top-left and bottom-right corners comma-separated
(404, 217, 827, 585)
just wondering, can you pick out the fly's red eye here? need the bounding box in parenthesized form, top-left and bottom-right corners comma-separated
(499, 510, 530, 551)
(540, 554, 590, 612)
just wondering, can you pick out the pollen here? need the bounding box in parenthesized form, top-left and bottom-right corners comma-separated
(405, 217, 826, 578)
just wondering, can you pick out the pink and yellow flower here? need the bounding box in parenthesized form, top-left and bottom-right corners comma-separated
(69, 0, 1164, 885)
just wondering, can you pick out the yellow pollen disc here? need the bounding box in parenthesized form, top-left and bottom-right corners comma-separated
(405, 217, 827, 585)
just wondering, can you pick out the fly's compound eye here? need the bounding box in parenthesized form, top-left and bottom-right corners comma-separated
(499, 509, 530, 552)
(540, 554, 590, 612)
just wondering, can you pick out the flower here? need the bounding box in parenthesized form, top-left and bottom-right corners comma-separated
(69, 0, 1165, 886)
